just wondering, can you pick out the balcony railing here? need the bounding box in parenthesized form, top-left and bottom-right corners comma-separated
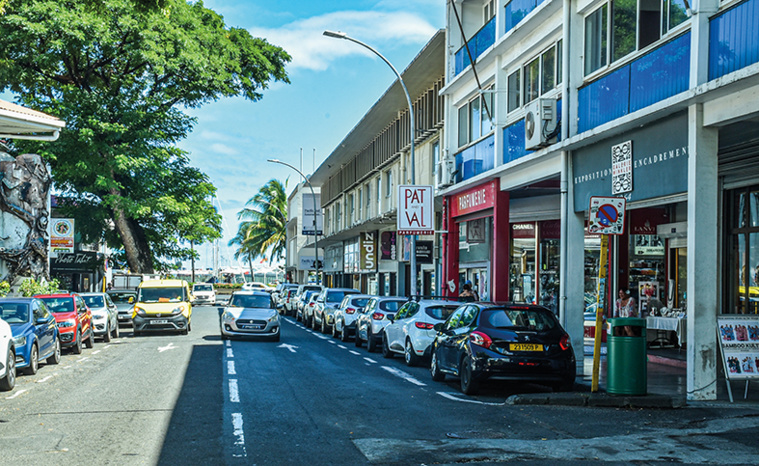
(455, 134, 495, 183)
(710, 0, 759, 80)
(502, 99, 561, 165)
(578, 32, 691, 133)
(454, 17, 496, 76)
(504, 0, 546, 35)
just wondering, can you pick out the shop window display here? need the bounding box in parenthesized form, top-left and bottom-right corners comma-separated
(629, 234, 665, 316)
(728, 188, 759, 314)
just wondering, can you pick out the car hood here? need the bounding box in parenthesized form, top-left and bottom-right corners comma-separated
(115, 304, 134, 311)
(88, 305, 108, 312)
(10, 322, 33, 337)
(52, 311, 78, 322)
(138, 302, 188, 313)
(224, 307, 277, 319)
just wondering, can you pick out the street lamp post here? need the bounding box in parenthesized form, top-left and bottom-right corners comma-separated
(323, 30, 418, 297)
(268, 159, 320, 285)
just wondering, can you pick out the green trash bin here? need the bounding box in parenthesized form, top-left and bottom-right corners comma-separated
(606, 317, 647, 395)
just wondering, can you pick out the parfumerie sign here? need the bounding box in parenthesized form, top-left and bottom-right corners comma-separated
(450, 180, 497, 217)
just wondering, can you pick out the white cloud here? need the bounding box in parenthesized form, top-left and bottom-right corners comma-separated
(249, 10, 438, 71)
(209, 143, 241, 156)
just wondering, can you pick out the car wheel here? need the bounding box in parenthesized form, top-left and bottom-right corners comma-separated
(47, 338, 61, 365)
(133, 330, 142, 337)
(85, 331, 94, 349)
(103, 323, 112, 343)
(113, 322, 120, 339)
(354, 329, 363, 347)
(311, 316, 319, 330)
(24, 343, 39, 375)
(73, 331, 83, 354)
(320, 318, 328, 334)
(404, 339, 420, 367)
(366, 329, 377, 352)
(459, 355, 479, 395)
(430, 350, 445, 381)
(340, 323, 351, 343)
(381, 334, 393, 359)
(188, 320, 192, 332)
(331, 322, 338, 338)
(0, 348, 15, 391)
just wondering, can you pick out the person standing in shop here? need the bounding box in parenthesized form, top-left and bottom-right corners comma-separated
(614, 289, 637, 318)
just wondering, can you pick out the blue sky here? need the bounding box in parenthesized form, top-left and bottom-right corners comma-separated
(178, 1, 445, 268)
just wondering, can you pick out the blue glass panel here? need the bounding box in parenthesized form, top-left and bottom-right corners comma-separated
(556, 98, 562, 142)
(502, 120, 532, 164)
(578, 65, 630, 133)
(455, 150, 465, 183)
(455, 47, 468, 76)
(454, 17, 496, 76)
(630, 33, 690, 112)
(476, 135, 495, 174)
(453, 135, 496, 183)
(710, 0, 759, 80)
(505, 0, 538, 35)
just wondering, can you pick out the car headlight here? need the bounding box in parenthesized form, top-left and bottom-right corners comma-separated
(12, 335, 26, 347)
(58, 320, 76, 328)
(268, 314, 278, 322)
(172, 306, 185, 315)
(222, 311, 235, 322)
(134, 307, 146, 317)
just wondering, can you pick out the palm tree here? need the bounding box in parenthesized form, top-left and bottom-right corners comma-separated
(229, 179, 288, 276)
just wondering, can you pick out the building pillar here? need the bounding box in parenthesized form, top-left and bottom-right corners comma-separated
(443, 196, 460, 296)
(563, 151, 586, 365)
(687, 103, 719, 401)
(492, 189, 510, 302)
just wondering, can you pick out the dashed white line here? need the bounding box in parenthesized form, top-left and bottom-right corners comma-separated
(436, 391, 504, 406)
(5, 389, 27, 399)
(363, 357, 378, 364)
(225, 340, 231, 347)
(381, 366, 427, 386)
(349, 350, 361, 356)
(36, 374, 57, 384)
(338, 345, 347, 349)
(231, 413, 247, 457)
(77, 357, 90, 363)
(227, 360, 236, 375)
(226, 348, 234, 358)
(92, 350, 101, 355)
(229, 379, 240, 403)
(327, 340, 336, 344)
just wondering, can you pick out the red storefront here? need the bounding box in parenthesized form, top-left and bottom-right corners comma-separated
(443, 180, 510, 301)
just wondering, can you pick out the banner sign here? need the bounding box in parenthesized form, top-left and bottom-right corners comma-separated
(298, 256, 323, 271)
(397, 185, 434, 235)
(50, 218, 75, 257)
(302, 193, 323, 236)
(380, 231, 397, 261)
(360, 231, 377, 272)
(718, 316, 759, 380)
(416, 240, 434, 264)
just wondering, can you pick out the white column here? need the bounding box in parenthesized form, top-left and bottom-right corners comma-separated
(686, 103, 719, 401)
(563, 152, 587, 367)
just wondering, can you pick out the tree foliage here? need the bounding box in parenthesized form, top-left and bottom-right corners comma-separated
(0, 0, 291, 272)
(229, 178, 288, 270)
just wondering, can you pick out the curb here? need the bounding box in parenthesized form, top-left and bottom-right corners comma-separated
(505, 391, 686, 409)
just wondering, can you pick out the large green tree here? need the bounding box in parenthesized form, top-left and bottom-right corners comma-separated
(229, 179, 288, 273)
(0, 0, 290, 272)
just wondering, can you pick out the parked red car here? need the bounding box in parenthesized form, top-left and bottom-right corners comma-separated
(35, 294, 95, 354)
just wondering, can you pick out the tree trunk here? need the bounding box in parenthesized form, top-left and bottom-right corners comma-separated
(109, 190, 154, 274)
(248, 254, 254, 280)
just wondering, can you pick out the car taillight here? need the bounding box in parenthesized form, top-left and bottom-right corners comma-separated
(415, 322, 434, 330)
(469, 331, 492, 349)
(309, 302, 315, 307)
(372, 312, 384, 321)
(559, 334, 571, 351)
(346, 307, 356, 314)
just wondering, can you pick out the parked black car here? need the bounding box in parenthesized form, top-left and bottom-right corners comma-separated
(429, 303, 575, 395)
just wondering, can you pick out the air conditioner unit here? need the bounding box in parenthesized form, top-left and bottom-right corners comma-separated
(436, 154, 455, 188)
(524, 98, 557, 150)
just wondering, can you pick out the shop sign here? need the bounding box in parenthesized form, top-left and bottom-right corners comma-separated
(50, 218, 75, 257)
(380, 231, 397, 261)
(397, 185, 434, 235)
(415, 240, 434, 265)
(360, 231, 377, 272)
(512, 222, 535, 239)
(718, 316, 759, 381)
(298, 256, 323, 271)
(611, 140, 633, 195)
(450, 180, 497, 217)
(539, 220, 561, 240)
(572, 113, 688, 212)
(301, 193, 323, 236)
(51, 251, 100, 271)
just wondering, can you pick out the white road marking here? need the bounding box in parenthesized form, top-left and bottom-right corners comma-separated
(338, 345, 347, 349)
(316, 335, 329, 340)
(103, 344, 113, 349)
(225, 340, 231, 347)
(436, 391, 504, 406)
(278, 343, 298, 353)
(381, 366, 427, 386)
(158, 343, 176, 353)
(227, 360, 236, 375)
(349, 350, 361, 356)
(5, 389, 27, 399)
(226, 348, 234, 358)
(62, 366, 71, 369)
(229, 379, 240, 403)
(92, 350, 101, 355)
(231, 413, 247, 457)
(363, 357, 378, 364)
(36, 374, 57, 383)
(77, 357, 90, 363)
(327, 340, 336, 344)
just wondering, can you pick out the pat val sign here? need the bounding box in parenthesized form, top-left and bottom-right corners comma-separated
(572, 113, 688, 212)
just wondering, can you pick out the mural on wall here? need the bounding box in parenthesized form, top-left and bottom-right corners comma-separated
(0, 152, 51, 284)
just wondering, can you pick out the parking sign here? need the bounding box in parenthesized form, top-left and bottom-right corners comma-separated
(588, 196, 626, 235)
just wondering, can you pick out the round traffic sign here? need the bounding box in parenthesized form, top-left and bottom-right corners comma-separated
(597, 204, 618, 227)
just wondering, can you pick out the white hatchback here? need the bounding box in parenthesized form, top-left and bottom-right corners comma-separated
(382, 299, 461, 366)
(0, 317, 16, 391)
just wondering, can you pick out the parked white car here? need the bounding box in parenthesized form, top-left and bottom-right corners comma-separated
(312, 287, 360, 334)
(192, 283, 217, 305)
(355, 296, 408, 352)
(0, 317, 15, 391)
(382, 299, 461, 366)
(332, 294, 372, 341)
(220, 291, 280, 341)
(80, 292, 120, 342)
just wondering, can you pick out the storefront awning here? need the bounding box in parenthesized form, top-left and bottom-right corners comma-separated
(0, 99, 65, 141)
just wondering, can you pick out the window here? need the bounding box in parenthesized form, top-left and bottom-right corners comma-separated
(376, 177, 381, 209)
(511, 42, 562, 111)
(524, 56, 540, 104)
(335, 203, 342, 231)
(357, 188, 362, 221)
(365, 182, 371, 218)
(385, 169, 392, 198)
(349, 193, 355, 225)
(727, 187, 759, 314)
(508, 70, 521, 112)
(458, 105, 469, 147)
(457, 84, 495, 147)
(432, 141, 440, 179)
(584, 0, 688, 76)
(484, 0, 495, 21)
(481, 85, 494, 136)
(541, 47, 556, 95)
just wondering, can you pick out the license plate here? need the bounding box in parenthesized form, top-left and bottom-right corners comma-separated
(510, 343, 543, 352)
(150, 320, 169, 325)
(241, 324, 263, 330)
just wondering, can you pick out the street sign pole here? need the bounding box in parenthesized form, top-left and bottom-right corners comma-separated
(592, 234, 609, 392)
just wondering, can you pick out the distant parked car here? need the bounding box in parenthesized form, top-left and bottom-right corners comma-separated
(36, 293, 95, 354)
(332, 294, 372, 341)
(80, 292, 120, 342)
(382, 298, 461, 366)
(296, 289, 319, 317)
(0, 316, 17, 391)
(107, 289, 137, 327)
(192, 283, 217, 305)
(242, 282, 272, 293)
(293, 284, 323, 318)
(429, 303, 576, 395)
(0, 298, 61, 376)
(312, 287, 360, 334)
(354, 296, 408, 352)
(220, 291, 280, 341)
(274, 283, 298, 309)
(297, 293, 319, 323)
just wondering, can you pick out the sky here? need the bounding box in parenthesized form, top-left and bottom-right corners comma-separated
(176, 0, 445, 269)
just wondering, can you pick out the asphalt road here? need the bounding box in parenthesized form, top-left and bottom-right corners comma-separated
(1, 306, 759, 465)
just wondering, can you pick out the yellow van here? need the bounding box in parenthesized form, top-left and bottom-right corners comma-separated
(132, 279, 192, 336)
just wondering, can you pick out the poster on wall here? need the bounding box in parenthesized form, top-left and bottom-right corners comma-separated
(638, 281, 660, 315)
(380, 231, 397, 260)
(718, 316, 759, 380)
(50, 218, 75, 257)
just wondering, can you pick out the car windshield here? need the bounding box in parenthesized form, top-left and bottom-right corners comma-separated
(481, 308, 557, 332)
(327, 291, 353, 303)
(0, 303, 30, 323)
(139, 287, 185, 303)
(194, 284, 213, 292)
(108, 291, 136, 303)
(229, 294, 272, 308)
(379, 300, 405, 312)
(426, 305, 459, 320)
(83, 295, 105, 307)
(38, 297, 75, 313)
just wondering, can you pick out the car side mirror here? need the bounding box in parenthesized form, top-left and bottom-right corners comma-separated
(36, 317, 49, 325)
(387, 315, 395, 323)
(433, 322, 444, 332)
(128, 297, 135, 304)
